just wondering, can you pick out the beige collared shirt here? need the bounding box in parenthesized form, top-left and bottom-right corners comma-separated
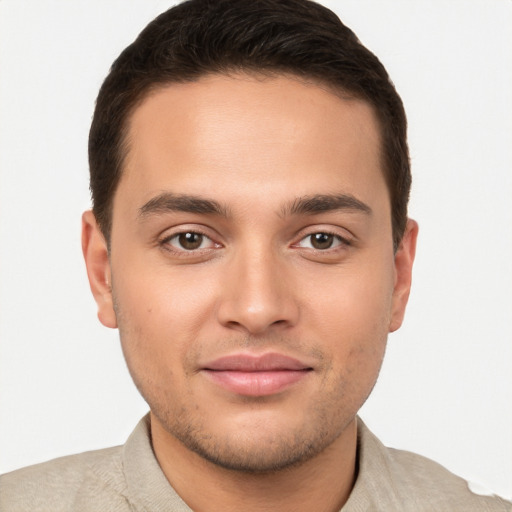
(1, 415, 510, 511)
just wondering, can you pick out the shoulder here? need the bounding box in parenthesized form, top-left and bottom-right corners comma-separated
(351, 419, 512, 512)
(386, 446, 511, 510)
(0, 446, 129, 512)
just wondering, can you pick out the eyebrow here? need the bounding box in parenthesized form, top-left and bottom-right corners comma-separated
(283, 194, 372, 217)
(138, 193, 229, 218)
(138, 192, 371, 220)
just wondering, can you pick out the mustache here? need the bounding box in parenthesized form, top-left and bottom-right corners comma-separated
(189, 334, 327, 369)
(217, 333, 322, 353)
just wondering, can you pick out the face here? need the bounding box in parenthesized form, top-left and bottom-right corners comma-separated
(83, 73, 417, 473)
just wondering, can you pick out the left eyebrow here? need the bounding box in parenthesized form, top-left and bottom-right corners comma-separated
(282, 193, 372, 217)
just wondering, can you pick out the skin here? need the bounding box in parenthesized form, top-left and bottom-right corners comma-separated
(82, 73, 417, 512)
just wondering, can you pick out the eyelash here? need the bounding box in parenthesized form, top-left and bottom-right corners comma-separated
(159, 229, 220, 256)
(159, 228, 352, 256)
(294, 231, 352, 251)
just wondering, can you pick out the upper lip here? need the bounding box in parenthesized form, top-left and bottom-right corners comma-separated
(203, 352, 313, 372)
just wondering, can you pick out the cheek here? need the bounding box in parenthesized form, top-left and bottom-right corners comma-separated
(111, 276, 198, 410)
(304, 258, 394, 378)
(111, 269, 210, 378)
(306, 258, 395, 333)
(114, 257, 218, 325)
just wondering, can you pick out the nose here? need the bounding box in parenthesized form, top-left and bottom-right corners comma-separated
(216, 246, 300, 335)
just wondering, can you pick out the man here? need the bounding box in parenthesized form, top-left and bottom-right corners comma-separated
(0, 0, 510, 510)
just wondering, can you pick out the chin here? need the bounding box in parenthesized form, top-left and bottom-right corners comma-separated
(175, 429, 335, 474)
(155, 399, 354, 474)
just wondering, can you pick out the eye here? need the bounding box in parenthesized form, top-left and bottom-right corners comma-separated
(164, 231, 216, 251)
(297, 232, 346, 250)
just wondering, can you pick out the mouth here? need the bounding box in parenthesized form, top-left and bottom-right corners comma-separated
(201, 352, 314, 397)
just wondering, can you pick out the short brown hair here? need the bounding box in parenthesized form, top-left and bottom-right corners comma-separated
(89, 0, 410, 250)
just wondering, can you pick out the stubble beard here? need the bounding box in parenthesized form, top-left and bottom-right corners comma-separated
(120, 338, 379, 474)
(113, 294, 383, 474)
(146, 374, 358, 474)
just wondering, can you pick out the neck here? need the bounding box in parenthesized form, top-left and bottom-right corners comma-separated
(150, 412, 358, 512)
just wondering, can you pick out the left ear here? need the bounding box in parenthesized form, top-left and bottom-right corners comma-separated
(389, 219, 418, 333)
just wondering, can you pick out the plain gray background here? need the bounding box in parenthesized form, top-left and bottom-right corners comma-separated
(1, 0, 511, 499)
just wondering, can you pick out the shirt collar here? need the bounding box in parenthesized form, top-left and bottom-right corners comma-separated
(123, 414, 192, 512)
(122, 414, 402, 512)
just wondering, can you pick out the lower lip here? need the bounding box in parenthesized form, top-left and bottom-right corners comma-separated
(202, 370, 311, 396)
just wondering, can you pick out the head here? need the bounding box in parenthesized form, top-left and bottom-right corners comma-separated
(83, 0, 417, 475)
(89, 0, 410, 252)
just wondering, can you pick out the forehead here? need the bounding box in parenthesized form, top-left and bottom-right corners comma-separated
(117, 73, 387, 213)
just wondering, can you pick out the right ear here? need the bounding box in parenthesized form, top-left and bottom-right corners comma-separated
(81, 210, 117, 328)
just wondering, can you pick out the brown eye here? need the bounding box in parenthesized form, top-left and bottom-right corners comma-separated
(296, 232, 347, 251)
(177, 232, 204, 250)
(310, 233, 335, 250)
(162, 230, 219, 254)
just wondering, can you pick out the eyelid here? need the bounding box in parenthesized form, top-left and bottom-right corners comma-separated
(166, 232, 217, 250)
(292, 225, 355, 249)
(158, 225, 223, 253)
(296, 233, 347, 250)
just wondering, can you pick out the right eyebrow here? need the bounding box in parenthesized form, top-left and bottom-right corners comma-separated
(138, 192, 230, 218)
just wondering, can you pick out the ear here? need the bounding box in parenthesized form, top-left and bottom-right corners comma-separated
(81, 210, 117, 329)
(389, 219, 418, 333)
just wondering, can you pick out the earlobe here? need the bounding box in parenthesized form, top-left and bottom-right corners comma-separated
(389, 219, 418, 333)
(81, 210, 118, 329)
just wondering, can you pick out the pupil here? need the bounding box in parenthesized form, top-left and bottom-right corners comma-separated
(179, 232, 203, 250)
(311, 233, 333, 250)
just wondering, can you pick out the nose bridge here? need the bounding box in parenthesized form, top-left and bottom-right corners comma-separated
(217, 237, 298, 334)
